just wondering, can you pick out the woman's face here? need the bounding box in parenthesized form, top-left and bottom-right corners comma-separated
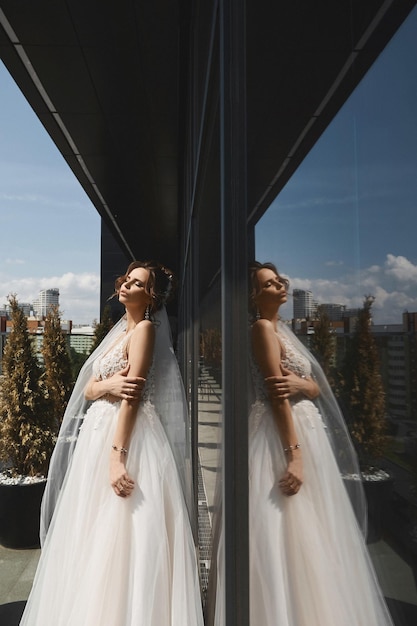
(118, 267, 152, 308)
(254, 267, 288, 309)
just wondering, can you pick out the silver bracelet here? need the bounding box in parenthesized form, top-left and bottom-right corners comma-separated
(284, 443, 301, 453)
(111, 445, 128, 455)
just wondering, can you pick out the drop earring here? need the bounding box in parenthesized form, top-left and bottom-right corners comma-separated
(144, 305, 150, 320)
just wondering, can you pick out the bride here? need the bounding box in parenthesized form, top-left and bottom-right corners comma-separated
(20, 261, 204, 626)
(246, 260, 393, 626)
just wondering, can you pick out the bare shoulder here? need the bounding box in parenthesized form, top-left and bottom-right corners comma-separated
(251, 318, 275, 338)
(133, 319, 154, 335)
(128, 319, 155, 347)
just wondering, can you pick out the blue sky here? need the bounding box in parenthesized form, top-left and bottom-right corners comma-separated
(256, 7, 417, 324)
(1, 9, 416, 325)
(0, 62, 101, 323)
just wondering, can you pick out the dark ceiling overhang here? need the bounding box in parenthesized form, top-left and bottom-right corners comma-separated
(0, 1, 416, 275)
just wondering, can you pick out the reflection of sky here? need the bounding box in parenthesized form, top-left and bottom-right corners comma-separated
(256, 7, 417, 324)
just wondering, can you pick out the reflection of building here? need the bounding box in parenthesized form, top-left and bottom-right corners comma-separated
(320, 303, 346, 321)
(293, 289, 314, 320)
(33, 289, 59, 318)
(372, 324, 408, 421)
(298, 311, 417, 425)
(380, 313, 417, 425)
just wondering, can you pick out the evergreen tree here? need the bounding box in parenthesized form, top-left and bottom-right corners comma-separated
(90, 305, 114, 354)
(310, 305, 335, 385)
(0, 295, 55, 477)
(69, 346, 89, 383)
(42, 305, 73, 427)
(340, 296, 388, 467)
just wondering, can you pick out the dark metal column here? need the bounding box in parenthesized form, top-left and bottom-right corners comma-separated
(219, 0, 249, 624)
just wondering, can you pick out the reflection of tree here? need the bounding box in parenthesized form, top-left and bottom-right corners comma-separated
(200, 328, 222, 368)
(310, 305, 336, 387)
(339, 296, 388, 468)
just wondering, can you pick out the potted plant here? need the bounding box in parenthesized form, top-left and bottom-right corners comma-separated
(0, 295, 56, 548)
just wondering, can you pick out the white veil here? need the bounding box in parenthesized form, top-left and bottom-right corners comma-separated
(151, 306, 192, 516)
(277, 321, 367, 535)
(40, 306, 192, 545)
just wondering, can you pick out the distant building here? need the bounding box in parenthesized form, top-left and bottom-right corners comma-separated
(293, 289, 314, 320)
(70, 325, 95, 355)
(33, 289, 59, 318)
(1, 302, 32, 317)
(319, 303, 346, 321)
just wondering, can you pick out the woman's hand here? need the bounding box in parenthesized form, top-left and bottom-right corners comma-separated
(266, 367, 319, 400)
(278, 450, 303, 496)
(84, 365, 146, 402)
(105, 365, 145, 401)
(110, 455, 135, 498)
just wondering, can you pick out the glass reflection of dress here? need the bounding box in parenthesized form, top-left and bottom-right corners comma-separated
(247, 324, 393, 626)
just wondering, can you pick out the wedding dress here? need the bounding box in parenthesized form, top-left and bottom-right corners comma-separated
(20, 311, 203, 626)
(247, 322, 394, 625)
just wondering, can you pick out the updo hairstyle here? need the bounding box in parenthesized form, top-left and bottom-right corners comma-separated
(248, 261, 290, 321)
(115, 260, 176, 314)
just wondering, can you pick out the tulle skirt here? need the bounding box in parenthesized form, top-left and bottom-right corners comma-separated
(248, 398, 393, 626)
(20, 399, 204, 626)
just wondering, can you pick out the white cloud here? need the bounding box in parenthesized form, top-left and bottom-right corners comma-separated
(284, 254, 417, 324)
(0, 272, 100, 324)
(385, 254, 417, 282)
(325, 260, 344, 267)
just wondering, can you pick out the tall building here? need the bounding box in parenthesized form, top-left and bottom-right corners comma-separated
(293, 289, 314, 320)
(32, 289, 59, 318)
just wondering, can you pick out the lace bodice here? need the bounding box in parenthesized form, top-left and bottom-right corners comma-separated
(250, 327, 311, 402)
(279, 331, 311, 379)
(92, 331, 154, 402)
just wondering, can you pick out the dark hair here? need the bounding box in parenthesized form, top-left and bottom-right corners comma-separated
(248, 261, 290, 320)
(114, 260, 176, 314)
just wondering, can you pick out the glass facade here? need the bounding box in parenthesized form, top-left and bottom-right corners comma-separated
(2, 2, 417, 624)
(256, 8, 417, 624)
(182, 3, 417, 624)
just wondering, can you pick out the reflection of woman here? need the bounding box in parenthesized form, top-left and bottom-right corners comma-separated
(21, 261, 204, 626)
(246, 261, 393, 625)
(208, 261, 394, 625)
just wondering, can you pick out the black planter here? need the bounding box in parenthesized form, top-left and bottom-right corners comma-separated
(343, 474, 393, 543)
(363, 476, 393, 544)
(0, 480, 46, 549)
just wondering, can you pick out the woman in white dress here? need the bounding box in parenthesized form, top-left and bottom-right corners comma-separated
(21, 261, 204, 626)
(246, 260, 394, 626)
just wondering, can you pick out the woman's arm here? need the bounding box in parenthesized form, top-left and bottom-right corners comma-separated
(252, 319, 303, 496)
(110, 320, 155, 497)
(84, 365, 145, 402)
(265, 367, 319, 401)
